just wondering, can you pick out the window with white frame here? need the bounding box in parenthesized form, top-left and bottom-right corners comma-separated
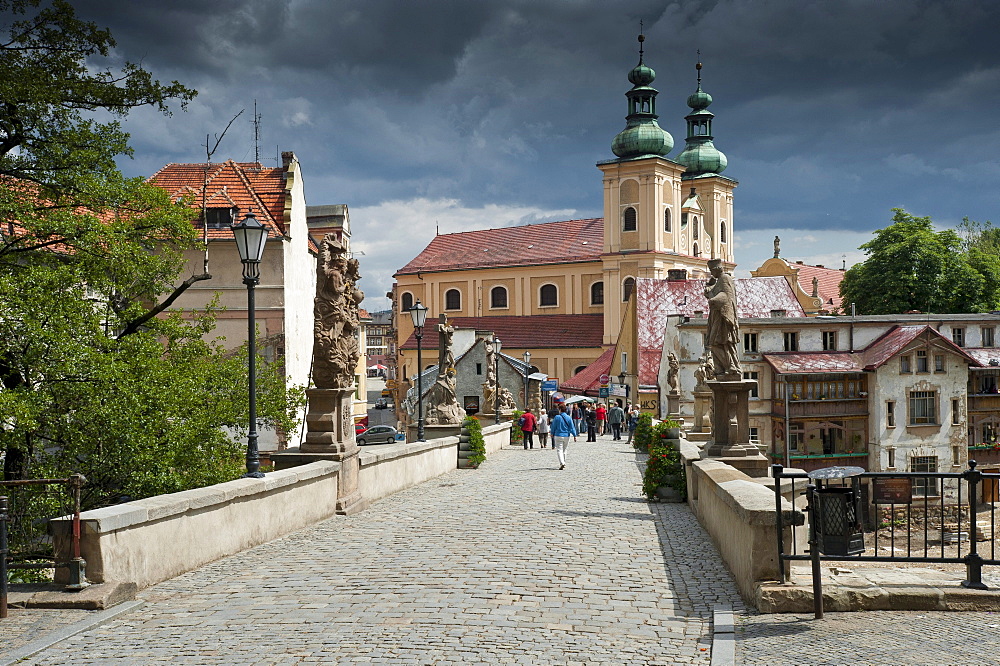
(622, 277, 635, 302)
(622, 206, 637, 232)
(886, 401, 895, 427)
(539, 283, 558, 307)
(909, 390, 937, 425)
(445, 289, 461, 310)
(743, 371, 759, 397)
(935, 355, 945, 372)
(953, 327, 966, 347)
(663, 208, 671, 232)
(749, 426, 760, 443)
(590, 281, 604, 306)
(490, 286, 508, 309)
(916, 349, 928, 373)
(900, 355, 911, 373)
(911, 455, 939, 496)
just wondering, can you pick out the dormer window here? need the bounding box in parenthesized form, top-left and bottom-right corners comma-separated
(204, 207, 238, 229)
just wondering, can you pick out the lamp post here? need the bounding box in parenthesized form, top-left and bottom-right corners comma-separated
(618, 371, 630, 407)
(231, 210, 269, 478)
(494, 336, 502, 424)
(408, 300, 429, 441)
(522, 351, 531, 411)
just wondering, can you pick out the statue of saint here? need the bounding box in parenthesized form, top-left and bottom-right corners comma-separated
(666, 352, 679, 392)
(812, 276, 819, 298)
(313, 236, 363, 388)
(704, 258, 741, 381)
(773, 235, 780, 258)
(438, 314, 455, 371)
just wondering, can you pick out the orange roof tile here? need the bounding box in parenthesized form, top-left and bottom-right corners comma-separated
(399, 314, 603, 351)
(789, 262, 846, 311)
(148, 160, 288, 239)
(560, 347, 615, 395)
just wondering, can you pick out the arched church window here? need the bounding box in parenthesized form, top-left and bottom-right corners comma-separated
(721, 222, 727, 244)
(693, 217, 699, 240)
(693, 243, 699, 256)
(401, 292, 413, 311)
(664, 208, 671, 232)
(591, 281, 604, 305)
(539, 283, 558, 307)
(445, 289, 461, 310)
(623, 207, 637, 232)
(623, 277, 635, 302)
(490, 286, 508, 309)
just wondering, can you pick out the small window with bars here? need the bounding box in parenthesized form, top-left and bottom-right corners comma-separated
(911, 455, 939, 497)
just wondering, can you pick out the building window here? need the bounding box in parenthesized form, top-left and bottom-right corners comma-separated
(935, 355, 945, 373)
(887, 401, 895, 428)
(984, 327, 996, 348)
(203, 206, 238, 229)
(622, 206, 637, 232)
(476, 363, 482, 375)
(783, 332, 798, 352)
(952, 398, 960, 425)
(909, 390, 937, 425)
(574, 365, 587, 375)
(822, 331, 837, 351)
(693, 217, 699, 240)
(591, 281, 604, 305)
(681, 212, 689, 228)
(743, 371, 759, 397)
(445, 289, 461, 310)
(401, 292, 413, 312)
(900, 355, 911, 373)
(911, 455, 939, 497)
(721, 221, 727, 243)
(692, 242, 700, 256)
(953, 327, 966, 347)
(743, 332, 758, 353)
(916, 350, 928, 373)
(749, 426, 759, 443)
(664, 208, 671, 232)
(539, 283, 558, 307)
(490, 286, 508, 309)
(622, 277, 635, 302)
(788, 421, 804, 451)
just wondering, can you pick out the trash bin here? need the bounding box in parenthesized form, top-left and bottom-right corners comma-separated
(808, 466, 865, 556)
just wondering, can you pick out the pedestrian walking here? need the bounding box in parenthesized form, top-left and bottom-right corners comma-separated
(536, 409, 549, 448)
(608, 402, 625, 440)
(625, 405, 639, 445)
(595, 402, 607, 436)
(549, 403, 577, 469)
(519, 410, 536, 449)
(571, 403, 583, 435)
(584, 403, 598, 442)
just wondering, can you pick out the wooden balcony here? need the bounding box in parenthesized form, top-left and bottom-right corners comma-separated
(969, 394, 1000, 413)
(771, 398, 868, 418)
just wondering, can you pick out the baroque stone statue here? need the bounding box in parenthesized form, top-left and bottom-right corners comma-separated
(313, 235, 364, 388)
(666, 352, 679, 393)
(483, 337, 516, 413)
(704, 258, 742, 381)
(773, 235, 780, 258)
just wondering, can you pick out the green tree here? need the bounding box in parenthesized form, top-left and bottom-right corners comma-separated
(839, 209, 1000, 315)
(0, 1, 303, 502)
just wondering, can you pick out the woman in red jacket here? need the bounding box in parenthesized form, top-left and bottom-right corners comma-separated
(595, 403, 607, 436)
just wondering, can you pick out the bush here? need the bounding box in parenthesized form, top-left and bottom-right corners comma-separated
(464, 416, 486, 468)
(510, 409, 524, 444)
(642, 420, 686, 500)
(633, 412, 654, 451)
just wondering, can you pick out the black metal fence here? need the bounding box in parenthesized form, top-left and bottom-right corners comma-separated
(1, 474, 88, 619)
(772, 461, 1000, 618)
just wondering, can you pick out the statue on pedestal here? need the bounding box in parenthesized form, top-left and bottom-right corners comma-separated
(666, 352, 679, 393)
(483, 338, 516, 414)
(704, 258, 741, 381)
(313, 236, 363, 388)
(422, 314, 464, 425)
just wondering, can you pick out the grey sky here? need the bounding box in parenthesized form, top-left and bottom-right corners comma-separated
(61, 0, 1000, 310)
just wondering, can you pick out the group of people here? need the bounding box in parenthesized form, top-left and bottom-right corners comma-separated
(517, 401, 643, 470)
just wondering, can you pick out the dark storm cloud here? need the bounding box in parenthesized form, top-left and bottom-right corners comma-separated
(33, 0, 1000, 305)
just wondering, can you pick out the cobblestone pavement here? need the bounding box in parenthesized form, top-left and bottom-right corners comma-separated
(0, 608, 91, 654)
(736, 611, 1000, 665)
(8, 435, 743, 665)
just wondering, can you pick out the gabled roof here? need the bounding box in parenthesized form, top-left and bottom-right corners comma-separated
(967, 348, 1000, 367)
(148, 160, 288, 239)
(763, 325, 982, 374)
(395, 218, 603, 275)
(560, 347, 615, 396)
(635, 276, 805, 386)
(399, 314, 603, 351)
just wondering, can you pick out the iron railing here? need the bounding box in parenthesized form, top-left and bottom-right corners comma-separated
(0, 474, 88, 620)
(772, 461, 999, 618)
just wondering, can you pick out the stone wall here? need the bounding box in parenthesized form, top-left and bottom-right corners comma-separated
(51, 462, 341, 589)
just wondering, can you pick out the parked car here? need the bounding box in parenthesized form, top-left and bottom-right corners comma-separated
(355, 422, 367, 435)
(356, 425, 398, 446)
(374, 398, 388, 409)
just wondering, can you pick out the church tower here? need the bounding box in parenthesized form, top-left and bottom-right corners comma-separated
(598, 37, 734, 345)
(674, 60, 737, 264)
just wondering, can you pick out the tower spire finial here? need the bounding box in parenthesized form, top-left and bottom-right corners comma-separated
(638, 21, 645, 62)
(696, 49, 702, 89)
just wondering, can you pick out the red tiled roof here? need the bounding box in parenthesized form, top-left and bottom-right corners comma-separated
(561, 347, 615, 395)
(764, 325, 982, 374)
(967, 348, 1000, 367)
(148, 160, 288, 238)
(790, 262, 846, 311)
(395, 218, 603, 274)
(634, 276, 805, 386)
(399, 314, 604, 351)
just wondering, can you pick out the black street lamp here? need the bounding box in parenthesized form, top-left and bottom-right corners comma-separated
(494, 336, 502, 424)
(231, 210, 269, 478)
(618, 371, 630, 405)
(408, 300, 429, 441)
(522, 351, 531, 411)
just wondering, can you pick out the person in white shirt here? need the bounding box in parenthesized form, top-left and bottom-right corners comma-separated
(536, 410, 549, 448)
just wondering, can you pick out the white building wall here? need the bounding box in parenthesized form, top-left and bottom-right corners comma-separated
(280, 156, 317, 393)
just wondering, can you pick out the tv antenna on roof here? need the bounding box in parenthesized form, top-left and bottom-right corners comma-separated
(252, 100, 262, 168)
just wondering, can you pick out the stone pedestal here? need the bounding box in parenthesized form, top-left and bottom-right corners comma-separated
(692, 388, 713, 433)
(273, 387, 367, 515)
(703, 379, 764, 459)
(666, 390, 680, 417)
(406, 423, 463, 441)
